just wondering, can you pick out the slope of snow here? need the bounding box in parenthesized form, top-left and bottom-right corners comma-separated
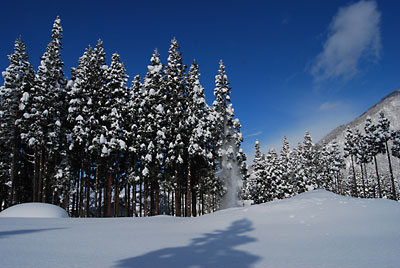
(0, 202, 69, 218)
(0, 190, 399, 268)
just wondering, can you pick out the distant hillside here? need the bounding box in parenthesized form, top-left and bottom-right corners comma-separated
(319, 88, 400, 146)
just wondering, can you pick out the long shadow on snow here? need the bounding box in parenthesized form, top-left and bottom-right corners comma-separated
(115, 218, 261, 268)
(0, 228, 65, 239)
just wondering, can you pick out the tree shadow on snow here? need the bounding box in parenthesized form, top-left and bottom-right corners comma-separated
(115, 218, 261, 268)
(0, 228, 65, 239)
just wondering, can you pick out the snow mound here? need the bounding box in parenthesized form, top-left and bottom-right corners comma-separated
(0, 203, 69, 218)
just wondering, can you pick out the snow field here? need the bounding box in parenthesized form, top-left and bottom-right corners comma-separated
(0, 190, 399, 268)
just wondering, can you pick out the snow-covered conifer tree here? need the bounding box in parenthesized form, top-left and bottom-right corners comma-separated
(279, 136, 293, 198)
(164, 38, 187, 216)
(22, 16, 66, 203)
(376, 112, 397, 200)
(212, 60, 243, 209)
(0, 37, 35, 205)
(250, 140, 267, 204)
(344, 127, 359, 197)
(364, 116, 385, 198)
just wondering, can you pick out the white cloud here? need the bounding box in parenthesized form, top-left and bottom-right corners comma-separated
(246, 131, 263, 138)
(311, 0, 381, 83)
(319, 101, 342, 111)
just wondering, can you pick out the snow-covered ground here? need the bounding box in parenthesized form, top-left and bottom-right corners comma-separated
(1, 190, 399, 268)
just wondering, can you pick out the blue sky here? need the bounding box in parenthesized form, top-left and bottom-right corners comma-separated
(1, 0, 399, 160)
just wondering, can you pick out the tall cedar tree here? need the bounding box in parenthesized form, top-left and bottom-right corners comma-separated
(0, 37, 35, 206)
(376, 112, 397, 200)
(364, 116, 385, 198)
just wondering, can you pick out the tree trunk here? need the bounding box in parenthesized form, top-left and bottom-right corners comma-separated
(139, 178, 142, 217)
(79, 162, 84, 217)
(350, 155, 358, 197)
(132, 182, 136, 217)
(373, 155, 382, 198)
(98, 187, 102, 217)
(38, 149, 43, 202)
(85, 169, 90, 217)
(94, 160, 99, 217)
(363, 164, 369, 198)
(144, 177, 148, 217)
(33, 151, 39, 202)
(114, 173, 119, 217)
(385, 141, 397, 200)
(106, 171, 112, 217)
(360, 164, 366, 198)
(175, 185, 181, 217)
(125, 183, 130, 217)
(155, 180, 160, 216)
(186, 162, 191, 217)
(10, 140, 19, 205)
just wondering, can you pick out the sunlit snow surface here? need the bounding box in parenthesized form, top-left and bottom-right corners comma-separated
(0, 202, 69, 218)
(1, 190, 399, 268)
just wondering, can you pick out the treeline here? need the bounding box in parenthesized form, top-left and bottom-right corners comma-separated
(245, 112, 400, 204)
(0, 17, 246, 217)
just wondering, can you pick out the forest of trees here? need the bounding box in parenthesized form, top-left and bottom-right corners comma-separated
(0, 17, 247, 217)
(244, 111, 400, 205)
(1, 17, 399, 218)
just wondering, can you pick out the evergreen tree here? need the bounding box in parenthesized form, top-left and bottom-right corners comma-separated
(265, 149, 283, 201)
(186, 60, 213, 216)
(141, 49, 166, 216)
(212, 60, 242, 208)
(376, 112, 397, 200)
(250, 140, 267, 204)
(164, 38, 187, 216)
(354, 129, 371, 198)
(364, 116, 385, 198)
(0, 37, 35, 205)
(290, 143, 306, 194)
(279, 136, 293, 197)
(329, 141, 345, 194)
(22, 16, 66, 203)
(344, 127, 359, 197)
(301, 131, 317, 190)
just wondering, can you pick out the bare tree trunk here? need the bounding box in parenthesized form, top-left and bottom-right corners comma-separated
(79, 162, 84, 217)
(363, 164, 369, 198)
(94, 161, 99, 217)
(41, 151, 48, 203)
(10, 141, 18, 205)
(171, 191, 174, 216)
(85, 170, 90, 217)
(98, 187, 102, 217)
(139, 178, 142, 217)
(132, 182, 136, 217)
(350, 155, 358, 197)
(373, 156, 382, 198)
(360, 164, 366, 198)
(175, 185, 181, 217)
(33, 151, 39, 202)
(125, 183, 130, 217)
(144, 177, 148, 217)
(186, 163, 191, 217)
(155, 180, 160, 215)
(385, 141, 397, 200)
(38, 150, 43, 202)
(106, 171, 112, 217)
(114, 173, 119, 217)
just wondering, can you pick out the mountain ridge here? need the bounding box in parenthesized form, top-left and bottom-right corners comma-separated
(318, 88, 400, 146)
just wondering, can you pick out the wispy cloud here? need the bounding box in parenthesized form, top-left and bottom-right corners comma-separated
(246, 131, 263, 138)
(311, 0, 381, 83)
(319, 101, 342, 111)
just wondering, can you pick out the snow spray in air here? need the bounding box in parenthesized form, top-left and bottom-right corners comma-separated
(219, 122, 242, 209)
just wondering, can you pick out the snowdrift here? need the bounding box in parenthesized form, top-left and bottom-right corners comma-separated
(0, 202, 69, 218)
(0, 190, 399, 268)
